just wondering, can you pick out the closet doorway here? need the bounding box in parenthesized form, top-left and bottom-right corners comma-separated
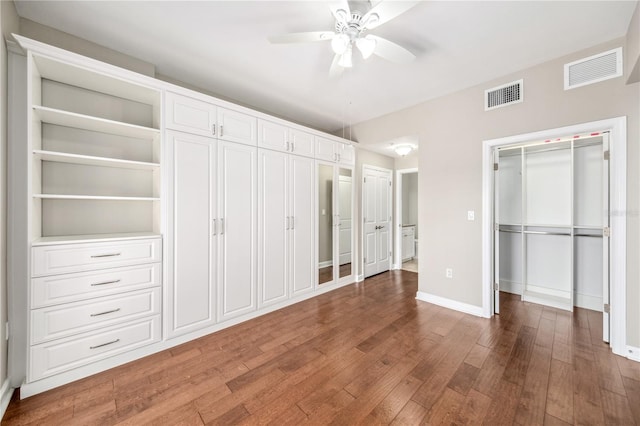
(395, 168, 419, 273)
(482, 117, 626, 355)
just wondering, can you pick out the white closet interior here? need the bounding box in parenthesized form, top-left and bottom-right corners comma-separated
(496, 133, 608, 313)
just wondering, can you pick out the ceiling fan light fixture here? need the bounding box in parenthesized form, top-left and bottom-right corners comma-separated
(356, 36, 376, 59)
(394, 144, 413, 156)
(338, 46, 353, 68)
(331, 33, 350, 55)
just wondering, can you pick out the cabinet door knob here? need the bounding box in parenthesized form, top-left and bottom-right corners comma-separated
(90, 279, 121, 287)
(212, 124, 216, 136)
(90, 339, 120, 350)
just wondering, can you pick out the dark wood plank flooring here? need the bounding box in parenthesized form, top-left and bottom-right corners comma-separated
(3, 270, 639, 425)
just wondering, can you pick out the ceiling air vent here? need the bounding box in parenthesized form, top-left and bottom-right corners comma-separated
(485, 79, 523, 111)
(564, 47, 622, 90)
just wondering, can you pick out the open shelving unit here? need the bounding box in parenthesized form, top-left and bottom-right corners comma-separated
(28, 53, 162, 245)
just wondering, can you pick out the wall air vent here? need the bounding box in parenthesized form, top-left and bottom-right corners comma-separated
(485, 79, 523, 111)
(564, 47, 622, 90)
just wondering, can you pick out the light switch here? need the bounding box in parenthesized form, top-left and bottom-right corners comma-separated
(467, 210, 475, 221)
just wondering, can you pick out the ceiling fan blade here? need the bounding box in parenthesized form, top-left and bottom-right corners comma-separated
(268, 31, 335, 44)
(368, 35, 415, 63)
(329, 54, 344, 78)
(362, 1, 419, 30)
(329, 1, 351, 25)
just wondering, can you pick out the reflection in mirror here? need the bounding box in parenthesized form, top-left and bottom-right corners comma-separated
(318, 164, 334, 285)
(338, 168, 352, 278)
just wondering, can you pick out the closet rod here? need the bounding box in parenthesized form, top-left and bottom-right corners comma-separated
(574, 234, 603, 238)
(523, 230, 571, 236)
(498, 229, 521, 234)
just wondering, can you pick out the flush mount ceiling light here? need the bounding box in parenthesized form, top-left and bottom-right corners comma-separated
(393, 144, 415, 156)
(268, 0, 418, 77)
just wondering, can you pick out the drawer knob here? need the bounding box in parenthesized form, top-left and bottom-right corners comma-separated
(90, 252, 122, 258)
(90, 308, 121, 317)
(90, 338, 120, 350)
(90, 279, 121, 287)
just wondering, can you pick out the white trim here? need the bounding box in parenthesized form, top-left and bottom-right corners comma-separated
(356, 273, 365, 282)
(482, 117, 627, 356)
(625, 346, 640, 362)
(0, 379, 13, 419)
(416, 291, 486, 317)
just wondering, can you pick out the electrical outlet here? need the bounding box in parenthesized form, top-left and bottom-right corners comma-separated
(446, 268, 453, 278)
(467, 210, 475, 221)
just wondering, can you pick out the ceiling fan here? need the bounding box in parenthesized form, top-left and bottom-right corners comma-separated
(268, 1, 418, 76)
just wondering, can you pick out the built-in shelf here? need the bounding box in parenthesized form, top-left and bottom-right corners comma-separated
(32, 232, 161, 246)
(34, 150, 160, 170)
(34, 194, 160, 201)
(33, 106, 160, 140)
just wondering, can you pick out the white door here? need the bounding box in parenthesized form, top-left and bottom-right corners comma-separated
(289, 155, 315, 296)
(493, 150, 501, 314)
(315, 137, 336, 162)
(168, 131, 216, 337)
(338, 175, 352, 265)
(601, 136, 610, 342)
(289, 129, 315, 158)
(257, 149, 289, 307)
(363, 167, 392, 277)
(218, 141, 257, 321)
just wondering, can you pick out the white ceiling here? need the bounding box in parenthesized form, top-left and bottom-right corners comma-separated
(13, 1, 637, 157)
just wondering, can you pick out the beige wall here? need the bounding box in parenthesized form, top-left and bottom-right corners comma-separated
(351, 37, 640, 347)
(1, 0, 19, 390)
(18, 18, 155, 76)
(395, 154, 419, 170)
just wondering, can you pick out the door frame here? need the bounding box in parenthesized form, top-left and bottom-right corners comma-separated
(481, 117, 627, 357)
(394, 168, 419, 269)
(361, 164, 393, 278)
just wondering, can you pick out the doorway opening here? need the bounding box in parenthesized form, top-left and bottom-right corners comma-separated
(395, 168, 418, 273)
(482, 117, 627, 357)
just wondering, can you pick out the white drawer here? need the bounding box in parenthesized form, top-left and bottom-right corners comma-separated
(32, 263, 161, 308)
(30, 315, 160, 381)
(31, 288, 161, 344)
(32, 238, 162, 277)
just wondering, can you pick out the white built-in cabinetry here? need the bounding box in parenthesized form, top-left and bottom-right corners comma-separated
(8, 34, 164, 392)
(9, 35, 356, 397)
(316, 136, 356, 165)
(258, 149, 315, 307)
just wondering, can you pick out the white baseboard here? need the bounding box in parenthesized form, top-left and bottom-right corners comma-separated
(575, 292, 602, 312)
(0, 379, 13, 419)
(415, 291, 485, 317)
(626, 345, 640, 362)
(500, 280, 522, 295)
(356, 274, 364, 282)
(318, 260, 332, 268)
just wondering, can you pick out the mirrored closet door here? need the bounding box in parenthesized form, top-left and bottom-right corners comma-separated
(495, 133, 609, 320)
(317, 163, 354, 286)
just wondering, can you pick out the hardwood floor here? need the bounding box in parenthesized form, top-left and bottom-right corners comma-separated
(3, 270, 639, 425)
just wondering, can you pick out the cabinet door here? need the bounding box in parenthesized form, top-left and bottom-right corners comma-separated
(289, 129, 315, 158)
(289, 155, 315, 296)
(338, 143, 355, 166)
(168, 132, 215, 337)
(165, 92, 217, 138)
(257, 149, 289, 307)
(315, 137, 336, 162)
(258, 120, 288, 153)
(218, 108, 257, 146)
(218, 141, 257, 321)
